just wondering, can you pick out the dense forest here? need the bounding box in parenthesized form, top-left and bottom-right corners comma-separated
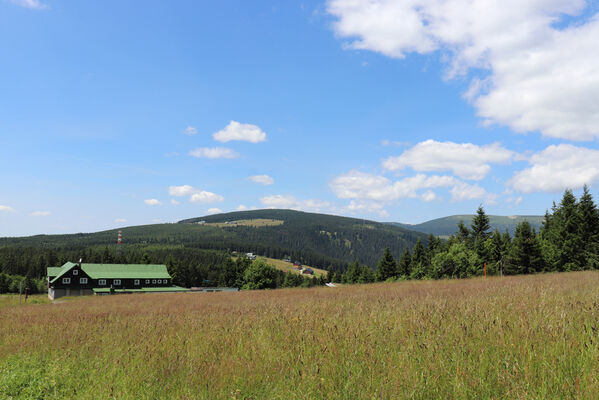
(0, 245, 325, 294)
(336, 186, 599, 284)
(0, 209, 426, 284)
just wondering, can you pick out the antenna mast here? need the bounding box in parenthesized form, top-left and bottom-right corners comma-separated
(117, 230, 123, 256)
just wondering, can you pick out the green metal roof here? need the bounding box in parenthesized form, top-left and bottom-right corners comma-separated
(49, 262, 171, 284)
(47, 266, 64, 278)
(93, 286, 189, 293)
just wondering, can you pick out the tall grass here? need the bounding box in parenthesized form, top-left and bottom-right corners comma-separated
(2, 272, 599, 399)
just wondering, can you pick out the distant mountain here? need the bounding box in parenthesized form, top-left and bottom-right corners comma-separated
(0, 209, 428, 271)
(390, 215, 545, 237)
(179, 209, 428, 268)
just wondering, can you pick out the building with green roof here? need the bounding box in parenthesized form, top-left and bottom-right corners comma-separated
(47, 262, 189, 300)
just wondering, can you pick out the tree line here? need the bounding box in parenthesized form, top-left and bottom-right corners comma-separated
(336, 186, 599, 283)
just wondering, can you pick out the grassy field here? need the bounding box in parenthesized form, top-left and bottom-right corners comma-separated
(206, 218, 284, 228)
(2, 272, 599, 399)
(0, 294, 50, 309)
(257, 256, 328, 278)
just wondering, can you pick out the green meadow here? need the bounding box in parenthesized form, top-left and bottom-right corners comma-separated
(2, 272, 599, 399)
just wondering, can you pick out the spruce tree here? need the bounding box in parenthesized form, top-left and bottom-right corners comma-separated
(457, 220, 470, 243)
(471, 205, 491, 240)
(578, 185, 599, 268)
(550, 189, 585, 270)
(506, 221, 544, 274)
(376, 247, 397, 281)
(397, 248, 412, 277)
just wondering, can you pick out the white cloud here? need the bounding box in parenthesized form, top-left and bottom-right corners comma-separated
(330, 169, 496, 207)
(30, 211, 50, 217)
(344, 200, 390, 217)
(509, 144, 599, 193)
(189, 147, 238, 159)
(450, 182, 496, 203)
(248, 174, 274, 185)
(0, 205, 15, 212)
(327, 0, 599, 140)
(260, 195, 331, 213)
(383, 140, 513, 180)
(213, 121, 267, 143)
(170, 199, 180, 205)
(115, 218, 127, 223)
(11, 0, 47, 10)
(207, 208, 222, 214)
(184, 126, 198, 135)
(330, 170, 457, 202)
(190, 191, 224, 204)
(421, 190, 436, 202)
(168, 185, 197, 197)
(236, 204, 257, 211)
(144, 199, 162, 206)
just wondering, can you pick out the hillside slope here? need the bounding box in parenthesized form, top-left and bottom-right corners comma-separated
(179, 209, 428, 268)
(391, 214, 544, 236)
(0, 209, 428, 271)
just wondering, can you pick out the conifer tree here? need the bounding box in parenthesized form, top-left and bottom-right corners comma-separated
(376, 247, 397, 281)
(471, 205, 491, 240)
(578, 184, 599, 267)
(397, 248, 412, 277)
(506, 221, 544, 274)
(457, 220, 470, 244)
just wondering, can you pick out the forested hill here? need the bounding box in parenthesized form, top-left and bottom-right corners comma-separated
(0, 209, 427, 275)
(390, 215, 544, 237)
(178, 209, 428, 268)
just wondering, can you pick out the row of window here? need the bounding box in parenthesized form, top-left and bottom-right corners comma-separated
(62, 277, 87, 284)
(61, 277, 168, 285)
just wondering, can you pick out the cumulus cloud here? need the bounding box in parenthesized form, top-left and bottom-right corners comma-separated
(11, 0, 47, 10)
(170, 199, 180, 205)
(421, 190, 436, 202)
(190, 191, 224, 204)
(168, 185, 197, 197)
(30, 211, 50, 217)
(236, 204, 258, 211)
(383, 140, 513, 180)
(450, 182, 496, 203)
(184, 126, 198, 135)
(115, 218, 127, 223)
(0, 205, 15, 212)
(330, 170, 457, 201)
(213, 121, 267, 143)
(248, 175, 274, 185)
(189, 147, 238, 159)
(144, 199, 162, 206)
(344, 200, 390, 217)
(330, 170, 496, 208)
(509, 144, 599, 193)
(260, 195, 331, 213)
(207, 208, 222, 214)
(327, 0, 599, 140)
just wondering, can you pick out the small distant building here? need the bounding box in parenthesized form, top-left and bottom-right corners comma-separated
(293, 261, 302, 269)
(302, 268, 314, 275)
(47, 262, 188, 300)
(246, 253, 257, 260)
(190, 287, 239, 293)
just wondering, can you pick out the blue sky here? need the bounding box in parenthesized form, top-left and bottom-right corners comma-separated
(1, 0, 599, 236)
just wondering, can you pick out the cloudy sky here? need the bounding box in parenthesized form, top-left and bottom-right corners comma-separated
(1, 0, 599, 236)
